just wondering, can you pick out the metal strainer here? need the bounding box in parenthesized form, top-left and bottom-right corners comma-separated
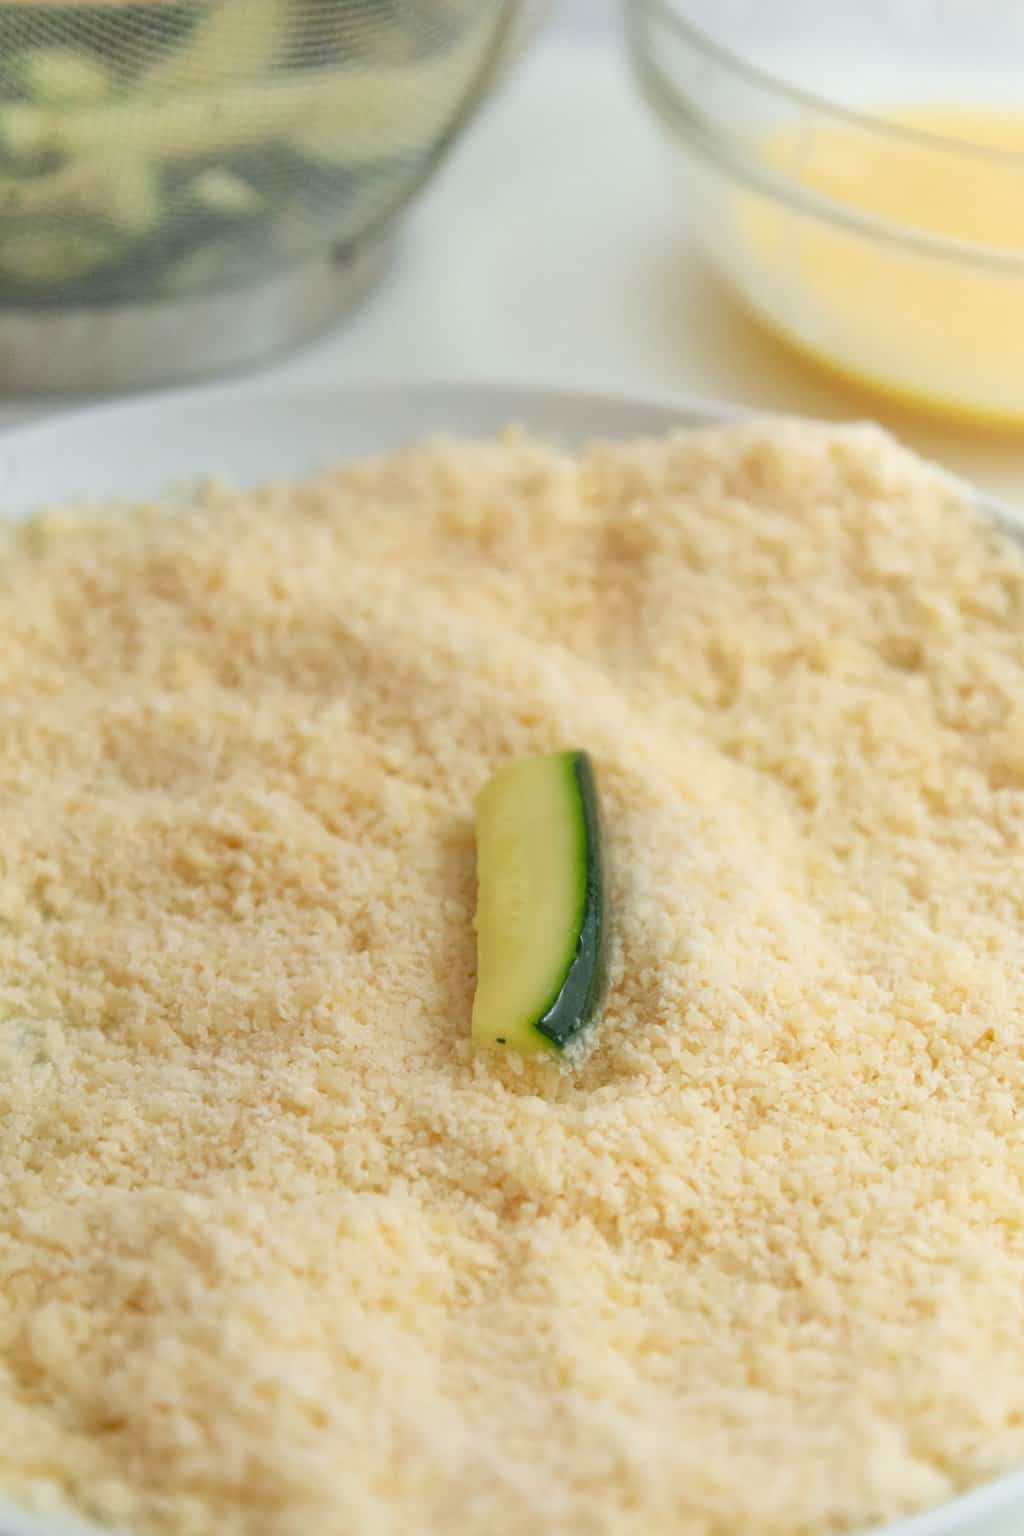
(0, 0, 527, 389)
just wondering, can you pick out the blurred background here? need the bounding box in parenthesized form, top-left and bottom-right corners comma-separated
(0, 0, 1019, 507)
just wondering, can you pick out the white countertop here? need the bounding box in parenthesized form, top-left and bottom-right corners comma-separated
(3, 0, 1023, 506)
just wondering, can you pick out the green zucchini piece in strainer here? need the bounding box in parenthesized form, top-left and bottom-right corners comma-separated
(143, 0, 293, 92)
(188, 167, 265, 217)
(472, 751, 607, 1056)
(0, 228, 118, 285)
(10, 47, 115, 106)
(0, 154, 159, 236)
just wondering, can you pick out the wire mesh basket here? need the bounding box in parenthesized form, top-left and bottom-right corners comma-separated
(0, 0, 516, 309)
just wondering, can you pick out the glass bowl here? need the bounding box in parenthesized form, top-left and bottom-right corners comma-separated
(626, 0, 1024, 427)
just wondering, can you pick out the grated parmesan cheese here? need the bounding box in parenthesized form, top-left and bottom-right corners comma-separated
(2, 420, 1024, 1536)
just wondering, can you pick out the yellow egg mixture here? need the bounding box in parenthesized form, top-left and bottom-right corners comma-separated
(738, 108, 1024, 423)
(3, 421, 1024, 1536)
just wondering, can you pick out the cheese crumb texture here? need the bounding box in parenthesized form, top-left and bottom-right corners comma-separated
(3, 421, 1024, 1536)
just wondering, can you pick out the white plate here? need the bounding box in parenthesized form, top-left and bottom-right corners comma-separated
(0, 381, 734, 522)
(0, 380, 1012, 531)
(0, 381, 1021, 1536)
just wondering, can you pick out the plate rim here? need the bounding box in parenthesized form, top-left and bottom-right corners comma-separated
(0, 377, 1013, 532)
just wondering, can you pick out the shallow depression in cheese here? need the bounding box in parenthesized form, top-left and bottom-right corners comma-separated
(3, 421, 1024, 1535)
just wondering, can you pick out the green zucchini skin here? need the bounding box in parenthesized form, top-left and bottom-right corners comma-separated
(471, 749, 607, 1056)
(533, 752, 606, 1051)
